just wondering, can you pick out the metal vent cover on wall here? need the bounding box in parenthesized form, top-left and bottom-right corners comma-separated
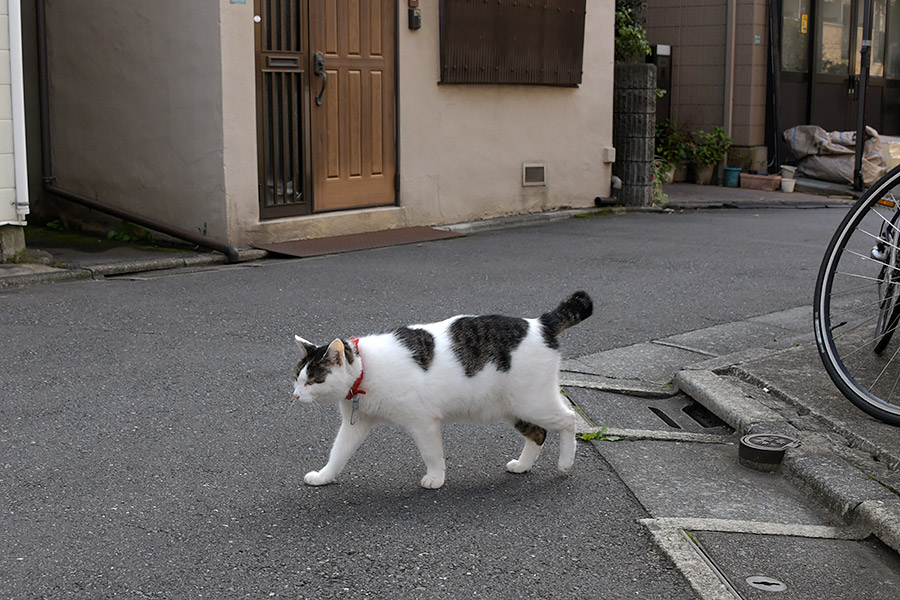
(523, 163, 546, 187)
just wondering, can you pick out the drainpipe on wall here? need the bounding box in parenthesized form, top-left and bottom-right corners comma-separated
(7, 0, 29, 225)
(34, 0, 240, 263)
(723, 0, 737, 141)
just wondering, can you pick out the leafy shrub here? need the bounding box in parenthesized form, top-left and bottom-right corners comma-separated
(690, 127, 733, 166)
(655, 120, 690, 170)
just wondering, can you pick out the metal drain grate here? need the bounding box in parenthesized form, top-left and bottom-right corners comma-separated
(746, 576, 787, 592)
(647, 397, 730, 433)
(648, 406, 681, 429)
(562, 387, 733, 435)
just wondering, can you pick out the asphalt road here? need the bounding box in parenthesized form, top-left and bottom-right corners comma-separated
(0, 207, 846, 598)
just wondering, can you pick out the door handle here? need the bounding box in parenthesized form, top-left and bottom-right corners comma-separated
(314, 51, 327, 106)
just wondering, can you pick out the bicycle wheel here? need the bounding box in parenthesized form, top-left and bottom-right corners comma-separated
(814, 164, 900, 426)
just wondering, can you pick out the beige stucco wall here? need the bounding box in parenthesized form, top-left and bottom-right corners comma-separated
(397, 1, 613, 226)
(219, 1, 259, 246)
(45, 0, 228, 239)
(244, 0, 613, 245)
(44, 1, 613, 248)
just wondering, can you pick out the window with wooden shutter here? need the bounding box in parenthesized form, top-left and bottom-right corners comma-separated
(439, 0, 587, 86)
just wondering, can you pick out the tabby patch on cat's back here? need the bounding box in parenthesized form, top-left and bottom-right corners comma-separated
(292, 291, 593, 489)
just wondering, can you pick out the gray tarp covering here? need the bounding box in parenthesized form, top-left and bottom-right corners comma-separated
(783, 125, 886, 187)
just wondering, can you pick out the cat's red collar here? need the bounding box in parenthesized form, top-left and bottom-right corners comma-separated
(345, 337, 366, 400)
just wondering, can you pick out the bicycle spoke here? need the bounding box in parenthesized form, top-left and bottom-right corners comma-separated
(866, 339, 900, 404)
(827, 278, 881, 299)
(840, 247, 900, 274)
(828, 287, 885, 320)
(830, 317, 879, 354)
(834, 269, 889, 285)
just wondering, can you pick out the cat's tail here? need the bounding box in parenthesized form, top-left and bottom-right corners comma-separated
(540, 291, 593, 338)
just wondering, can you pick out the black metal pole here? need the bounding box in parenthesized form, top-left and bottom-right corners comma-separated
(854, 0, 874, 191)
(35, 0, 52, 184)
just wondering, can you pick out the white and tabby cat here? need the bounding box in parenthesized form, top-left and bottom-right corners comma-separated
(292, 291, 593, 489)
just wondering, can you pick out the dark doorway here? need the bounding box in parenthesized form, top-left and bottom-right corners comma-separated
(780, 0, 900, 136)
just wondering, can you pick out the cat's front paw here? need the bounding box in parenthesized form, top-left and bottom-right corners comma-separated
(420, 473, 445, 489)
(557, 457, 575, 473)
(304, 470, 334, 486)
(505, 459, 531, 474)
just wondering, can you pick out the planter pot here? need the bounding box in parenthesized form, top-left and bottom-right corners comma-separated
(694, 163, 715, 185)
(781, 178, 796, 193)
(780, 165, 797, 179)
(674, 162, 690, 182)
(723, 166, 741, 188)
(740, 173, 782, 191)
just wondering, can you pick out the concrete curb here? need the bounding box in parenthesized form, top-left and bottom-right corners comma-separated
(0, 249, 268, 289)
(675, 368, 900, 555)
(437, 206, 637, 235)
(729, 364, 900, 469)
(0, 267, 93, 289)
(5, 199, 836, 289)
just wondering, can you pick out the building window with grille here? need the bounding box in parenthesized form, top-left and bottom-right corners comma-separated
(439, 0, 587, 86)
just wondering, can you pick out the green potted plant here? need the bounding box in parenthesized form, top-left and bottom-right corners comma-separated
(655, 120, 690, 183)
(690, 127, 733, 185)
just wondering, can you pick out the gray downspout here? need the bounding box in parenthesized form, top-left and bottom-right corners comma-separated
(35, 0, 240, 263)
(723, 0, 736, 141)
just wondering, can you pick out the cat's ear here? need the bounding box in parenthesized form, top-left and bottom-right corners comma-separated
(325, 338, 345, 367)
(294, 335, 316, 360)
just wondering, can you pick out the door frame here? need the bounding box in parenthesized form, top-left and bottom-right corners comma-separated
(786, 0, 889, 132)
(254, 0, 400, 220)
(254, 0, 313, 219)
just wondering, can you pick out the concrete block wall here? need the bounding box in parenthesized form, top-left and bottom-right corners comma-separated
(645, 0, 726, 132)
(644, 0, 769, 149)
(613, 63, 655, 206)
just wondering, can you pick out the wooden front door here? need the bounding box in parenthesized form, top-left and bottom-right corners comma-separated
(255, 1, 396, 218)
(308, 1, 396, 212)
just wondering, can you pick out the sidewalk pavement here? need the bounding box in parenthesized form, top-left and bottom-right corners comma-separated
(0, 179, 854, 289)
(4, 181, 897, 557)
(560, 303, 900, 557)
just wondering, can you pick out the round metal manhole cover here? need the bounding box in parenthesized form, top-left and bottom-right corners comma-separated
(739, 434, 801, 470)
(742, 434, 800, 450)
(746, 576, 787, 592)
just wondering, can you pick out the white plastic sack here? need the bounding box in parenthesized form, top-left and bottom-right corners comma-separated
(783, 125, 886, 187)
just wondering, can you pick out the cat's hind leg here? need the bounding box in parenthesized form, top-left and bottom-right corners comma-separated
(556, 410, 577, 473)
(506, 420, 546, 474)
(511, 394, 577, 474)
